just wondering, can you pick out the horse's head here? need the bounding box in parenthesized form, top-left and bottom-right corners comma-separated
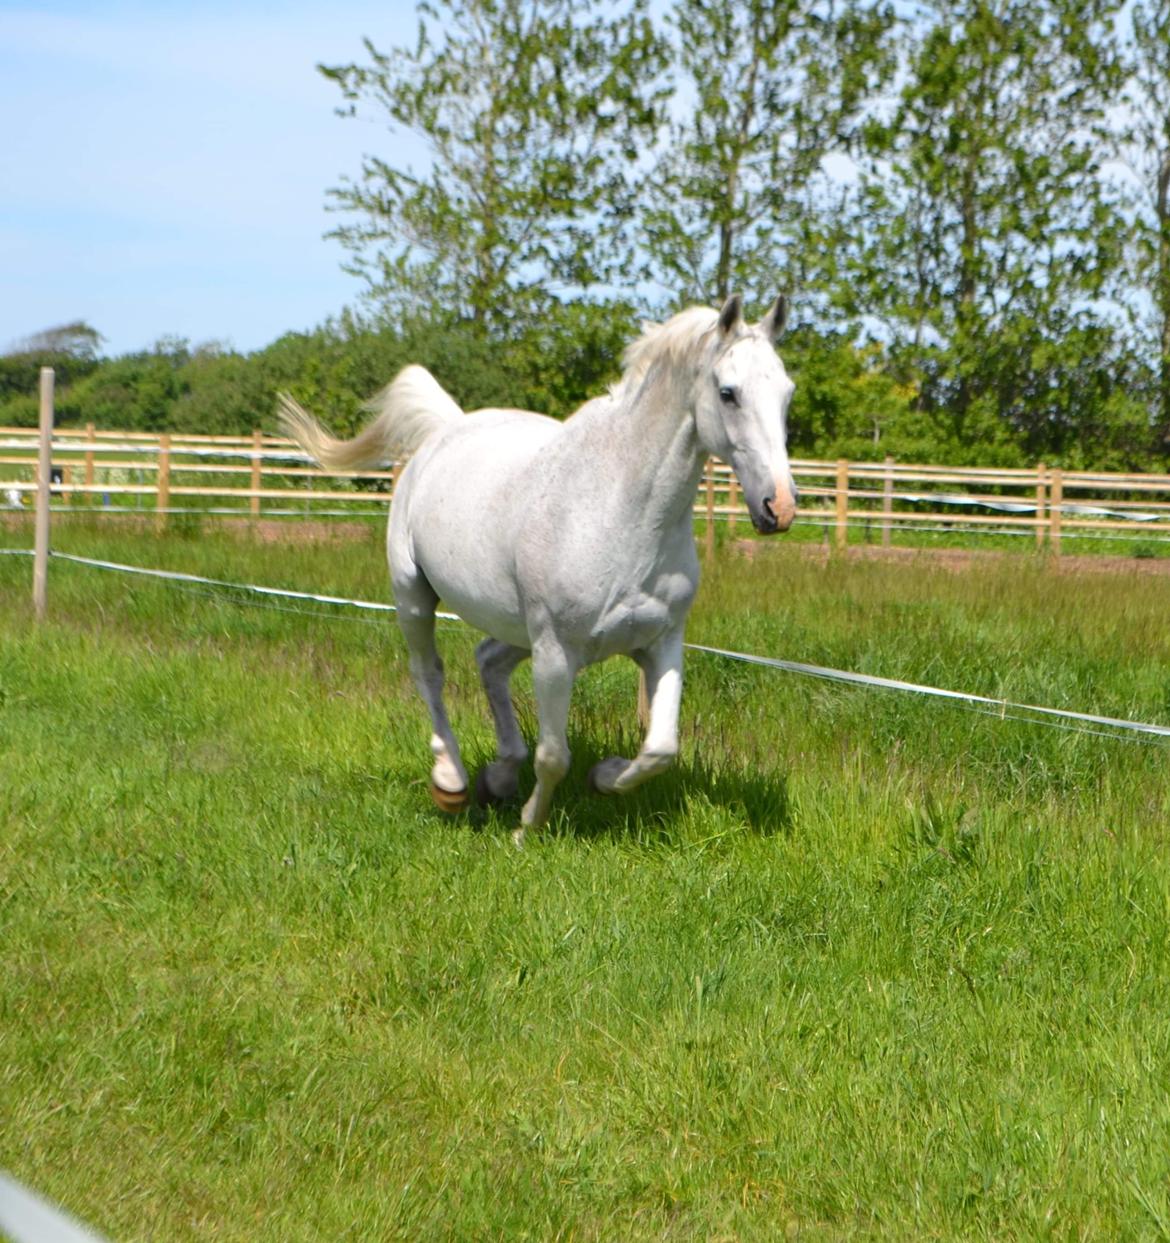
(694, 294, 797, 535)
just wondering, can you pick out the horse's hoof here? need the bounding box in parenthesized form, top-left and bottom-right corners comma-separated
(474, 768, 503, 808)
(587, 757, 625, 795)
(429, 782, 469, 814)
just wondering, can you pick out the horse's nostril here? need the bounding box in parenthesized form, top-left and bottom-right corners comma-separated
(763, 497, 776, 521)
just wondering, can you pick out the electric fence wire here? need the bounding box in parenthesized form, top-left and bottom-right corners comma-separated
(3, 547, 1169, 746)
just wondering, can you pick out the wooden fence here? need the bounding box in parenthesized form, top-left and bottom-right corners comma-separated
(5, 424, 1170, 556)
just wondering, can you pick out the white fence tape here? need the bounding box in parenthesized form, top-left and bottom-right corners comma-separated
(685, 643, 1170, 740)
(2, 548, 1166, 743)
(0, 437, 319, 465)
(44, 552, 459, 621)
(0, 1173, 108, 1243)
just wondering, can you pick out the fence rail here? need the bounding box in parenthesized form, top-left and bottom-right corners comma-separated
(5, 424, 1170, 554)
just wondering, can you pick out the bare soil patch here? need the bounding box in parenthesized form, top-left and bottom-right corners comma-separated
(732, 537, 1170, 577)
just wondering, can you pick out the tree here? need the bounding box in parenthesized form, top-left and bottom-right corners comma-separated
(4, 321, 103, 360)
(637, 0, 894, 308)
(1119, 0, 1170, 452)
(0, 321, 104, 415)
(844, 0, 1126, 456)
(320, 0, 669, 333)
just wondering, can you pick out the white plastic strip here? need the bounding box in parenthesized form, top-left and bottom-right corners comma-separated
(685, 642, 1170, 739)
(44, 552, 461, 622)
(4, 548, 1167, 742)
(894, 491, 1170, 523)
(0, 1173, 109, 1243)
(0, 438, 321, 465)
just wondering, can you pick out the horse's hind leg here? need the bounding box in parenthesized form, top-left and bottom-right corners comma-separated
(474, 638, 529, 805)
(394, 572, 469, 812)
(515, 639, 578, 847)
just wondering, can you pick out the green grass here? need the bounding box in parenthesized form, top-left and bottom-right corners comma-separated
(3, 515, 1170, 1240)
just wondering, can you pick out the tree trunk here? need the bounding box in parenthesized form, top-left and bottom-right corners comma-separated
(1157, 153, 1170, 452)
(716, 217, 734, 303)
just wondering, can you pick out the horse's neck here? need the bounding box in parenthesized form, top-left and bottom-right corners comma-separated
(572, 363, 706, 530)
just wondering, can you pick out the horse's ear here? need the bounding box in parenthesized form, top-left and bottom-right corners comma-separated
(761, 294, 788, 341)
(717, 294, 743, 336)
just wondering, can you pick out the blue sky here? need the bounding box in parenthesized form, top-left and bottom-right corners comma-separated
(0, 0, 425, 358)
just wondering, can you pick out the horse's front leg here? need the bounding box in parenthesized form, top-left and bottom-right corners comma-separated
(515, 639, 578, 848)
(588, 629, 683, 796)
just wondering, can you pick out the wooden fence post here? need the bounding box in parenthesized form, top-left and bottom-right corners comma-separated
(835, 459, 849, 551)
(727, 473, 738, 537)
(33, 368, 53, 620)
(1049, 468, 1062, 557)
(881, 455, 894, 548)
(250, 428, 262, 518)
(1035, 462, 1047, 550)
(705, 458, 715, 561)
(156, 433, 171, 530)
(84, 422, 96, 503)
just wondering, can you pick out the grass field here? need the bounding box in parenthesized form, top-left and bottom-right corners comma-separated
(3, 515, 1170, 1240)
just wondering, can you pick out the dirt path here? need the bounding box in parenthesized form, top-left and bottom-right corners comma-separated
(733, 538, 1170, 577)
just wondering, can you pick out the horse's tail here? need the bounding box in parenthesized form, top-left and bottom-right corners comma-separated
(276, 366, 463, 471)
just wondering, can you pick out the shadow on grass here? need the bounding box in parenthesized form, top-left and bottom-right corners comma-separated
(460, 732, 795, 846)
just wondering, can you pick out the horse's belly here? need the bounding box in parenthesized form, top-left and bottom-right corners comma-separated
(427, 564, 530, 648)
(586, 596, 678, 662)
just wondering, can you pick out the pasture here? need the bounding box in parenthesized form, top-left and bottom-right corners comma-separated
(3, 515, 1170, 1240)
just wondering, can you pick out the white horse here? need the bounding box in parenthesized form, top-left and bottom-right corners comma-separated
(279, 294, 797, 845)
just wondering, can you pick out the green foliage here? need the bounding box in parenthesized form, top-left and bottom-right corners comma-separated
(0, 301, 640, 438)
(639, 0, 894, 306)
(841, 0, 1131, 461)
(4, 320, 103, 360)
(7, 1, 1170, 471)
(320, 0, 669, 331)
(1118, 0, 1170, 445)
(0, 319, 105, 423)
(784, 327, 925, 460)
(54, 346, 188, 432)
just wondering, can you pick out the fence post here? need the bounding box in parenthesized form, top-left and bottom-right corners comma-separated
(705, 458, 715, 561)
(727, 473, 738, 537)
(156, 433, 171, 530)
(1035, 462, 1047, 550)
(881, 455, 894, 548)
(637, 670, 650, 731)
(84, 422, 96, 503)
(33, 368, 53, 620)
(250, 428, 262, 518)
(835, 459, 849, 550)
(1049, 468, 1062, 557)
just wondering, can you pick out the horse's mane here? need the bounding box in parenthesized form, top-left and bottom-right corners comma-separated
(569, 304, 740, 417)
(619, 306, 722, 390)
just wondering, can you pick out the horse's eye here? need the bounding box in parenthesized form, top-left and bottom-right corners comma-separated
(718, 386, 737, 405)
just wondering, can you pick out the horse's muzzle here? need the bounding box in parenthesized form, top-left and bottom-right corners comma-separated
(733, 452, 798, 536)
(753, 489, 797, 535)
